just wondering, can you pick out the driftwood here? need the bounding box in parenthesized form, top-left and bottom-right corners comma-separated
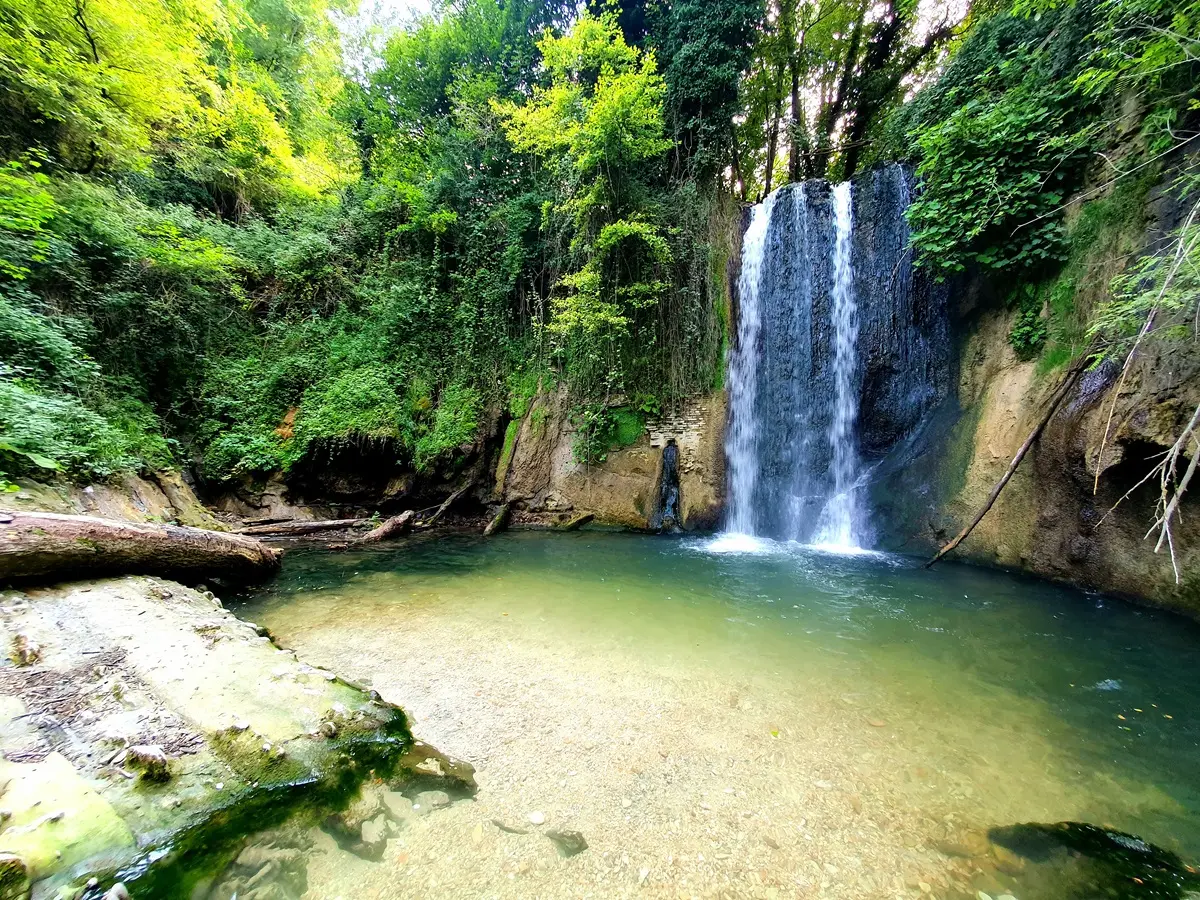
(237, 518, 368, 537)
(483, 503, 511, 537)
(926, 364, 1085, 569)
(0, 512, 280, 584)
(356, 510, 415, 544)
(417, 482, 475, 528)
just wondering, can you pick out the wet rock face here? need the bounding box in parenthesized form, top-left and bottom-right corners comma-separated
(850, 166, 951, 459)
(728, 164, 951, 541)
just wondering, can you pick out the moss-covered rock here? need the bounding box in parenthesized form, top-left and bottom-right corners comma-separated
(0, 576, 441, 897)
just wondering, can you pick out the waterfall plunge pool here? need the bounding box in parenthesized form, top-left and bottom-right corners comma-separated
(226, 530, 1200, 900)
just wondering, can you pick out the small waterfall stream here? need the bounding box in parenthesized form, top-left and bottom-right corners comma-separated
(722, 164, 949, 550)
(814, 181, 861, 549)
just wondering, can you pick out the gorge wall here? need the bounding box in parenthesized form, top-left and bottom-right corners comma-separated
(880, 167, 1200, 616)
(497, 386, 726, 531)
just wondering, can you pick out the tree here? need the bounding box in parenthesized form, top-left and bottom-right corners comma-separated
(494, 12, 673, 394)
(737, 0, 967, 194)
(656, 0, 763, 181)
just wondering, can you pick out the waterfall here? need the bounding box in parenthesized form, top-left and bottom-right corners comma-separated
(814, 182, 862, 549)
(721, 164, 949, 551)
(724, 193, 774, 536)
(650, 440, 682, 533)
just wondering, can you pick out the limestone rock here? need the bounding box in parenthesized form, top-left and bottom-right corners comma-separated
(414, 790, 450, 814)
(123, 744, 170, 782)
(546, 828, 588, 857)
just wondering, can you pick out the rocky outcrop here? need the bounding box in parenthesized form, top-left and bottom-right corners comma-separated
(500, 386, 726, 530)
(0, 472, 223, 531)
(0, 576, 469, 898)
(910, 308, 1200, 615)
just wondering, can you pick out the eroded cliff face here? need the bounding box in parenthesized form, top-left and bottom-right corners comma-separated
(0, 470, 224, 530)
(907, 309, 1200, 615)
(499, 386, 726, 531)
(881, 166, 1200, 616)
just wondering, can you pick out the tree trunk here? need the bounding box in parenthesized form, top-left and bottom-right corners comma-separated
(0, 512, 280, 584)
(787, 59, 802, 183)
(763, 110, 779, 197)
(560, 513, 594, 531)
(811, 13, 863, 179)
(418, 482, 475, 528)
(238, 519, 368, 536)
(731, 123, 747, 201)
(357, 510, 415, 544)
(483, 503, 512, 537)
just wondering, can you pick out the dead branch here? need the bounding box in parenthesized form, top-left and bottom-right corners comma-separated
(926, 363, 1085, 568)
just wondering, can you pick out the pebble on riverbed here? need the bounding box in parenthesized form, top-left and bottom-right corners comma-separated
(546, 828, 588, 857)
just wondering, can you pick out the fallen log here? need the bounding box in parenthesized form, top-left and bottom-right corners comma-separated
(237, 518, 368, 537)
(417, 481, 475, 528)
(925, 363, 1085, 569)
(483, 503, 511, 537)
(0, 512, 281, 584)
(356, 510, 415, 544)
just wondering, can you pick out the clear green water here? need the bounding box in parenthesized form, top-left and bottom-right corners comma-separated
(234, 531, 1200, 897)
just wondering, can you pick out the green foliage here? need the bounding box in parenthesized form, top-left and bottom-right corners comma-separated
(569, 402, 645, 464)
(0, 0, 749, 486)
(656, 0, 761, 180)
(0, 162, 59, 279)
(495, 13, 677, 397)
(414, 381, 482, 472)
(1008, 287, 1048, 359)
(898, 6, 1099, 277)
(0, 379, 165, 479)
(1090, 171, 1200, 363)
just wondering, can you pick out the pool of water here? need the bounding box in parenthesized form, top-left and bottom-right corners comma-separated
(230, 531, 1200, 899)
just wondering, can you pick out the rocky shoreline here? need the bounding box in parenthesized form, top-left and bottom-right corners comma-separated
(0, 576, 473, 899)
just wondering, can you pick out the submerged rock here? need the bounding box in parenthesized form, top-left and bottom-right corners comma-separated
(122, 744, 171, 782)
(416, 790, 451, 813)
(988, 821, 1200, 899)
(546, 828, 588, 857)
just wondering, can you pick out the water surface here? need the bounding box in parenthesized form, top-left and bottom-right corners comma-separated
(235, 531, 1200, 898)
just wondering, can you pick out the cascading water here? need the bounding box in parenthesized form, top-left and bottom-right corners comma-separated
(813, 181, 862, 549)
(721, 164, 949, 551)
(724, 193, 774, 537)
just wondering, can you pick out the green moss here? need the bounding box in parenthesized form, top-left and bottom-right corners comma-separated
(1028, 174, 1154, 371)
(506, 368, 542, 418)
(121, 706, 414, 898)
(493, 419, 521, 494)
(610, 408, 645, 447)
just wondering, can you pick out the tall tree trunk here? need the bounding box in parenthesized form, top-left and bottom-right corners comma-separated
(763, 63, 785, 196)
(811, 12, 863, 179)
(730, 123, 747, 202)
(787, 59, 802, 183)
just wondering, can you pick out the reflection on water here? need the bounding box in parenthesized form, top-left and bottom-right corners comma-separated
(231, 531, 1200, 899)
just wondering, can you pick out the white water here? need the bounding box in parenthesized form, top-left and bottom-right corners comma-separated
(813, 181, 862, 550)
(723, 193, 774, 536)
(722, 181, 866, 552)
